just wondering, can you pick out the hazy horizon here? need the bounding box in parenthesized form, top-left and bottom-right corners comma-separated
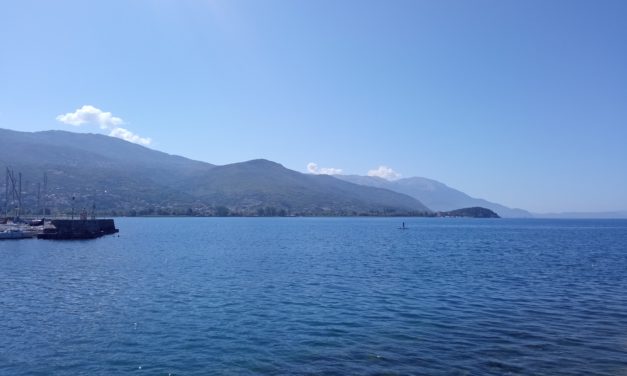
(1, 1, 626, 213)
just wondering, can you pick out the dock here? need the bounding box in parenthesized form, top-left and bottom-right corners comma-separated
(37, 219, 119, 240)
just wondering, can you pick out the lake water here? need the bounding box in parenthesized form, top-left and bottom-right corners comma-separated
(1, 218, 627, 375)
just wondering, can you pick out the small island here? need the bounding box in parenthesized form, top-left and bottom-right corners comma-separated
(437, 207, 500, 218)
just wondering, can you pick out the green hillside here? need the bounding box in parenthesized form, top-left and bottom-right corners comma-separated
(0, 129, 430, 216)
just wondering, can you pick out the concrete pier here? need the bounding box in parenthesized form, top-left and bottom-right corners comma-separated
(38, 219, 119, 240)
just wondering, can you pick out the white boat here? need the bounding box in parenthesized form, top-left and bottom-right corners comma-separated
(0, 229, 36, 240)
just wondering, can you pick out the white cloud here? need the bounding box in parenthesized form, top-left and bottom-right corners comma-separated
(108, 127, 152, 146)
(307, 162, 343, 175)
(56, 105, 151, 145)
(56, 105, 124, 128)
(367, 165, 401, 180)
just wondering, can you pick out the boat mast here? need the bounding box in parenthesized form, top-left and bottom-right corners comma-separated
(42, 172, 47, 218)
(17, 172, 22, 219)
(3, 168, 8, 218)
(6, 169, 19, 220)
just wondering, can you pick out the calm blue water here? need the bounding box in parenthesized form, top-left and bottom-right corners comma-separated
(1, 218, 627, 375)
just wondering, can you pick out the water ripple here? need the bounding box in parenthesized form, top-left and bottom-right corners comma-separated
(1, 218, 627, 375)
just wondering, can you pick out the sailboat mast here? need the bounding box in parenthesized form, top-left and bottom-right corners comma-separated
(3, 168, 8, 218)
(43, 172, 48, 218)
(18, 172, 22, 219)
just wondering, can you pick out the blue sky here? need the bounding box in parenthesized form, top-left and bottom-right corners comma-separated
(1, 0, 626, 213)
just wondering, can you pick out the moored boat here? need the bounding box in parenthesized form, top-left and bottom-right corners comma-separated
(0, 229, 36, 240)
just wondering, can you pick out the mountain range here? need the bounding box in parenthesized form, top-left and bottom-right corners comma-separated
(4, 128, 600, 218)
(0, 128, 429, 216)
(337, 175, 531, 218)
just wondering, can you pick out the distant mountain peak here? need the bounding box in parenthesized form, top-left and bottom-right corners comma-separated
(240, 159, 284, 167)
(337, 174, 532, 218)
